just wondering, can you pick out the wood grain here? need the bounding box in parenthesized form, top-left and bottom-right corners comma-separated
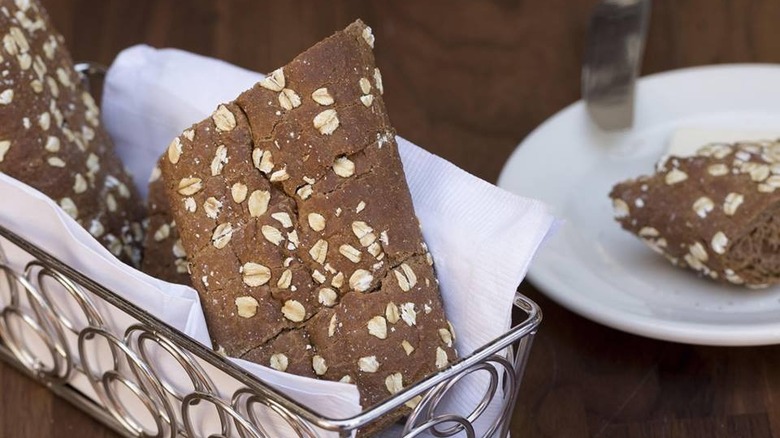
(3, 0, 780, 436)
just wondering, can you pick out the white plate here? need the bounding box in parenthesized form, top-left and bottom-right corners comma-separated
(498, 64, 780, 346)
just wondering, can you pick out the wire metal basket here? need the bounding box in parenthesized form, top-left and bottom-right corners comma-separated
(0, 65, 542, 438)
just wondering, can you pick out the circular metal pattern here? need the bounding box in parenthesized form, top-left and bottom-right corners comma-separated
(0, 264, 71, 382)
(126, 324, 229, 435)
(182, 391, 263, 438)
(477, 356, 517, 438)
(404, 415, 476, 438)
(0, 306, 59, 375)
(233, 388, 318, 438)
(127, 325, 217, 401)
(27, 261, 104, 334)
(102, 369, 165, 437)
(403, 356, 514, 437)
(79, 326, 177, 437)
(0, 232, 540, 437)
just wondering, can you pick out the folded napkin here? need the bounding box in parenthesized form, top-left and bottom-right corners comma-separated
(101, 44, 550, 435)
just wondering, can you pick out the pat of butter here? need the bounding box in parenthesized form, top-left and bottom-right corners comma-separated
(667, 128, 780, 157)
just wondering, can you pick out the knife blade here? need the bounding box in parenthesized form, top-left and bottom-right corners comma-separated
(582, 0, 651, 131)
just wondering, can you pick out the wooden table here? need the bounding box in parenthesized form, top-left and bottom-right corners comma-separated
(3, 0, 780, 436)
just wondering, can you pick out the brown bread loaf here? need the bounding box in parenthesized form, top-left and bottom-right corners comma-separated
(610, 140, 780, 287)
(0, 0, 144, 266)
(158, 19, 456, 422)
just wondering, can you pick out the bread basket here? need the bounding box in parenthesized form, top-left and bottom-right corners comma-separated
(0, 64, 542, 438)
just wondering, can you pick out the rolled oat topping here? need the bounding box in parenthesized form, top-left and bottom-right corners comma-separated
(333, 156, 355, 177)
(313, 109, 339, 135)
(242, 262, 271, 287)
(235, 296, 259, 318)
(358, 356, 380, 373)
(282, 300, 306, 322)
(212, 105, 237, 132)
(270, 353, 289, 371)
(311, 87, 334, 105)
(260, 68, 285, 92)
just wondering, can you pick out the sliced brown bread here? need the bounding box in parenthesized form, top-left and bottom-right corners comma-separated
(610, 141, 780, 287)
(0, 0, 145, 266)
(158, 19, 456, 424)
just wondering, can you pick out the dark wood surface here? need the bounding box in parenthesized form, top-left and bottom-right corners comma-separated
(3, 0, 780, 436)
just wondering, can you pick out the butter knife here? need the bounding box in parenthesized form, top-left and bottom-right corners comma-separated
(582, 0, 651, 131)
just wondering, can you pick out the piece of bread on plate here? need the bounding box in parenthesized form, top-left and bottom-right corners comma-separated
(610, 140, 780, 287)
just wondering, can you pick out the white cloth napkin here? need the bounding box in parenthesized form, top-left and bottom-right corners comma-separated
(102, 44, 555, 436)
